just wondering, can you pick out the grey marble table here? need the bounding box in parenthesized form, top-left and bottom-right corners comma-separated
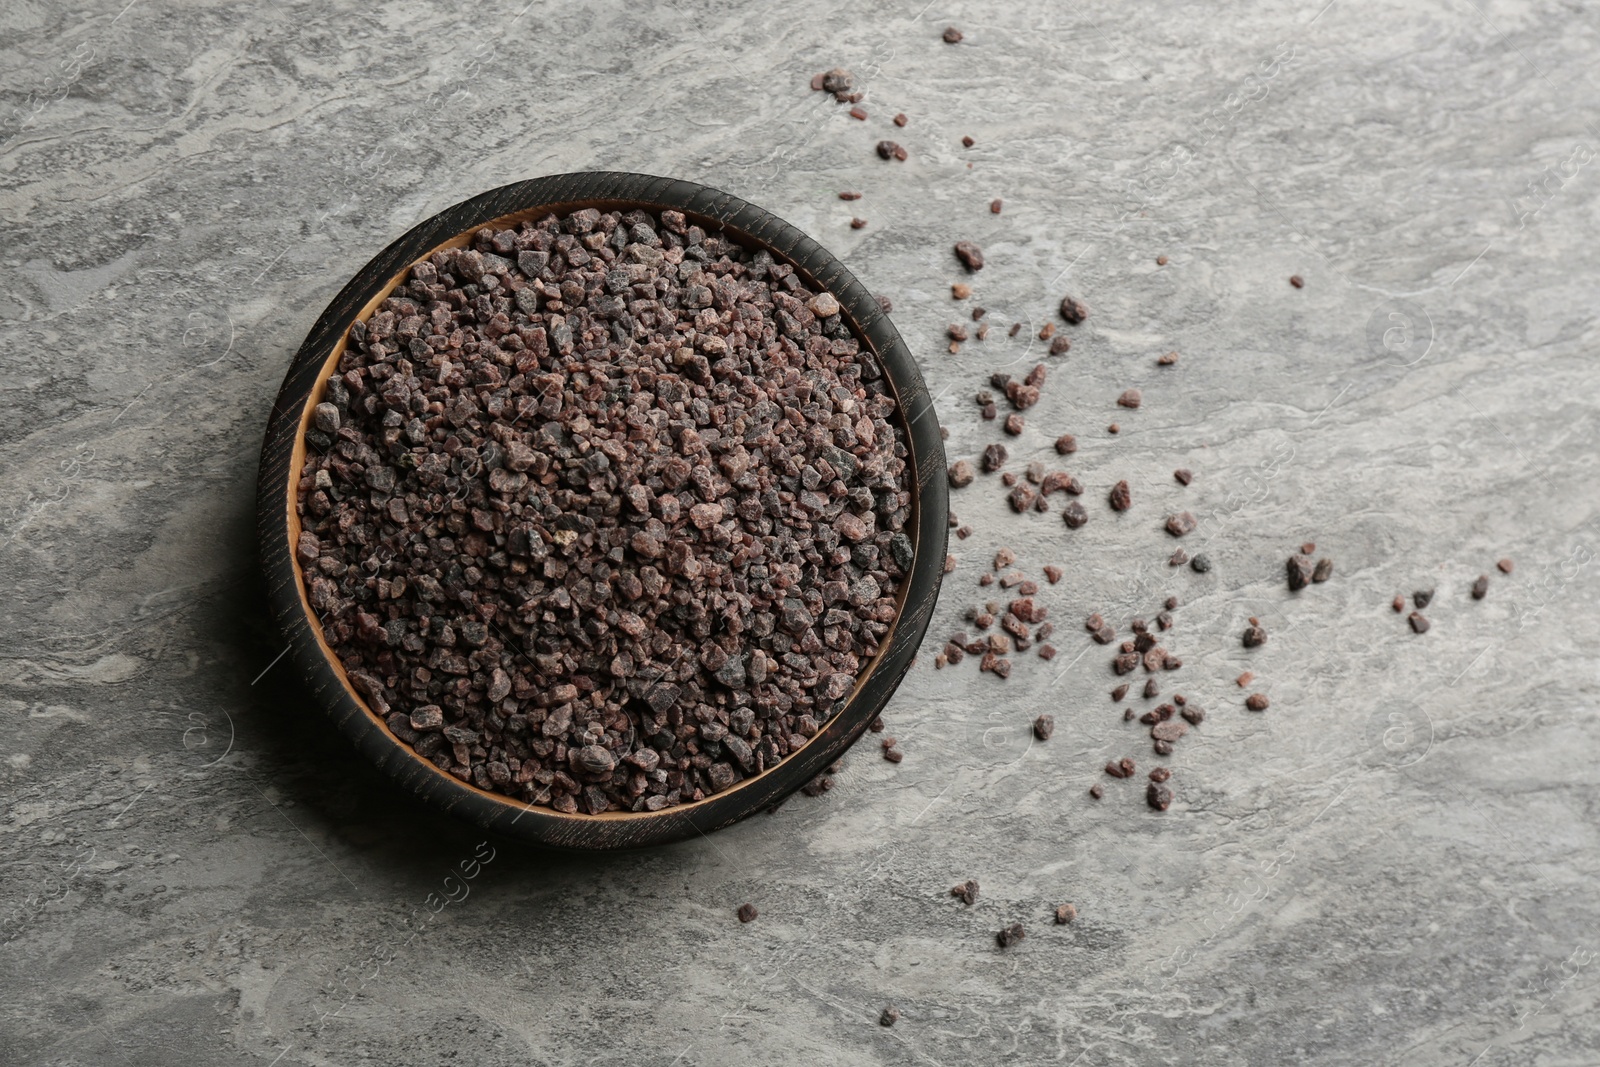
(4, 1, 1600, 1064)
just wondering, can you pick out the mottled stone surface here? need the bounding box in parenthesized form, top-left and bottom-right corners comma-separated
(4, 2, 1600, 1065)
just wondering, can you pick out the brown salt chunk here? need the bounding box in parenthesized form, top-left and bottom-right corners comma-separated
(1287, 554, 1314, 591)
(1117, 389, 1142, 409)
(1054, 903, 1077, 924)
(996, 923, 1025, 948)
(1165, 512, 1197, 536)
(737, 903, 759, 923)
(1006, 380, 1040, 410)
(954, 241, 984, 271)
(1109, 480, 1132, 512)
(1409, 611, 1430, 634)
(1497, 558, 1514, 574)
(1039, 471, 1080, 496)
(951, 879, 979, 905)
(1151, 721, 1188, 742)
(1173, 469, 1192, 486)
(1054, 433, 1078, 455)
(1471, 574, 1489, 600)
(1147, 783, 1173, 811)
(1059, 295, 1090, 324)
(1245, 693, 1269, 711)
(1312, 558, 1334, 583)
(1009, 596, 1044, 622)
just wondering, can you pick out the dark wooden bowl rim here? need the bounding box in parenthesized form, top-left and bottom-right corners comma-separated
(256, 172, 948, 850)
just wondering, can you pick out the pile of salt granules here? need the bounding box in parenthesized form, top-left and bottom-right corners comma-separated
(296, 206, 912, 815)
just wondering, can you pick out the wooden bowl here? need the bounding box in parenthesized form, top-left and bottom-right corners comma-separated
(256, 172, 948, 850)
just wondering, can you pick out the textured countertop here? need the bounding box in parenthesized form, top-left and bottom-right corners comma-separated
(4, 1, 1600, 1064)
